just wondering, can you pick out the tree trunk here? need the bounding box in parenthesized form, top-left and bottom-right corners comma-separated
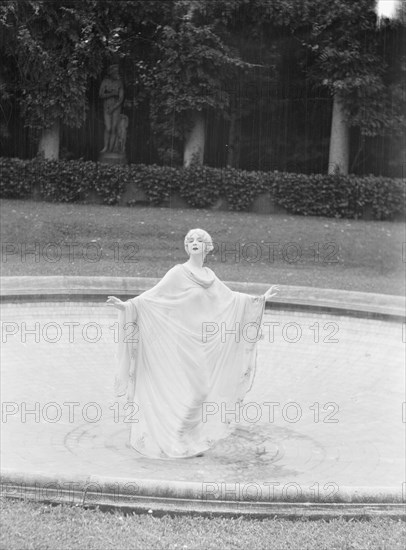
(183, 111, 205, 167)
(328, 94, 350, 175)
(38, 120, 60, 160)
(226, 112, 241, 168)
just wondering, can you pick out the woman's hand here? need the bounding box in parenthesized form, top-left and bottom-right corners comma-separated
(106, 296, 126, 310)
(264, 285, 280, 301)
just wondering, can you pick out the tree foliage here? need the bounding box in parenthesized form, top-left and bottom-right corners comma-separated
(203, 0, 405, 138)
(0, 1, 108, 130)
(298, 0, 405, 137)
(0, 0, 174, 131)
(143, 0, 254, 162)
(0, 0, 403, 171)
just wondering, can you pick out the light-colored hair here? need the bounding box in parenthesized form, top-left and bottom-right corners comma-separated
(184, 228, 214, 256)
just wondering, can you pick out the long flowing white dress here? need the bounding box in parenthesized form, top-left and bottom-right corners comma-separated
(115, 264, 265, 458)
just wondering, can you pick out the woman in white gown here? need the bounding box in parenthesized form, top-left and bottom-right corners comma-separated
(106, 229, 279, 459)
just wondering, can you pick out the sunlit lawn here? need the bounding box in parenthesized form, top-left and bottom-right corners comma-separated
(1, 500, 405, 550)
(1, 199, 404, 295)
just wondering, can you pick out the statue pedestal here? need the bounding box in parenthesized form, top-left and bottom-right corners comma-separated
(98, 151, 127, 165)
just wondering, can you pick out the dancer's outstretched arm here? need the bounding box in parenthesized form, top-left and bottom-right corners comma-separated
(106, 296, 126, 310)
(105, 265, 181, 311)
(263, 285, 280, 301)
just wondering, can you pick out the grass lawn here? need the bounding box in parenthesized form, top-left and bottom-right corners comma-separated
(1, 500, 405, 550)
(1, 199, 405, 295)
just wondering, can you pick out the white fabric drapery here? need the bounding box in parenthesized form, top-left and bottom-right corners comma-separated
(115, 264, 265, 458)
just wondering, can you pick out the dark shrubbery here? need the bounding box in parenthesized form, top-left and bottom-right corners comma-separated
(0, 157, 404, 220)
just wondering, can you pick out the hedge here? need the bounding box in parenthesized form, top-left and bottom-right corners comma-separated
(0, 156, 404, 220)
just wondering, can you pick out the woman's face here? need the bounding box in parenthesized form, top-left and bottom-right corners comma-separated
(185, 232, 206, 258)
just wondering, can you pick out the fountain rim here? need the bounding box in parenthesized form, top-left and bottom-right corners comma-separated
(1, 468, 405, 518)
(1, 276, 405, 516)
(0, 276, 404, 321)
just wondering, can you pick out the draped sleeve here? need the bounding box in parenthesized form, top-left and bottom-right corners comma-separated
(114, 298, 138, 398)
(204, 275, 266, 409)
(114, 265, 183, 398)
(112, 264, 268, 458)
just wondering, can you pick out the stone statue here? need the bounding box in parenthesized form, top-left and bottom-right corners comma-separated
(99, 64, 124, 154)
(117, 114, 129, 154)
